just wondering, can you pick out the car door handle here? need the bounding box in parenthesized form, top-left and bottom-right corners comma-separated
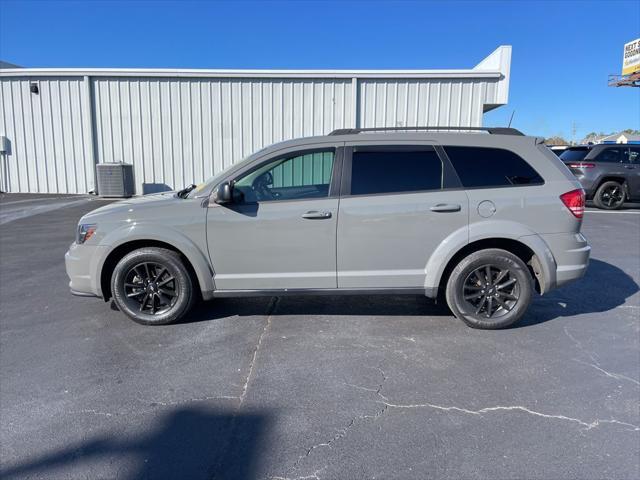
(430, 203, 461, 213)
(624, 165, 635, 169)
(302, 211, 332, 219)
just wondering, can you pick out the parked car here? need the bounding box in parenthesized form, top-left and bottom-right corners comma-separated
(66, 127, 590, 329)
(547, 145, 570, 156)
(559, 145, 593, 163)
(560, 144, 640, 209)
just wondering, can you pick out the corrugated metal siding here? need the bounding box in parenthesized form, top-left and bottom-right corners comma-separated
(0, 77, 93, 194)
(92, 77, 353, 194)
(0, 66, 507, 195)
(359, 79, 492, 128)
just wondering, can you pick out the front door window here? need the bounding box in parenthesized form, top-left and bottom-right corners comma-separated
(234, 150, 335, 203)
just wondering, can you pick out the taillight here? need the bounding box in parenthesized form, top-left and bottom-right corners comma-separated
(567, 163, 595, 168)
(560, 189, 585, 218)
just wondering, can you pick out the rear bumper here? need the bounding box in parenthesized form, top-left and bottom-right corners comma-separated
(540, 232, 591, 288)
(70, 288, 99, 297)
(65, 242, 108, 297)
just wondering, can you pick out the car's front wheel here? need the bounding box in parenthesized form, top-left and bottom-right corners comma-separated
(445, 248, 533, 329)
(594, 180, 626, 210)
(111, 247, 196, 325)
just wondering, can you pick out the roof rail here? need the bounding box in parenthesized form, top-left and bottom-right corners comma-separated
(328, 126, 524, 136)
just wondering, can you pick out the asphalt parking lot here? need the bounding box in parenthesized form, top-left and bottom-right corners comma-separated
(0, 194, 638, 480)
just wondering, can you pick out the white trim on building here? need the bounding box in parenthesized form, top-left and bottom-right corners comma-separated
(0, 46, 512, 195)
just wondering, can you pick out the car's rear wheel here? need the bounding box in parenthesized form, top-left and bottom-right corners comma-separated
(594, 180, 625, 210)
(445, 249, 533, 329)
(111, 247, 196, 325)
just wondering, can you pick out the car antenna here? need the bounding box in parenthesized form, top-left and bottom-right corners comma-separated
(508, 110, 516, 128)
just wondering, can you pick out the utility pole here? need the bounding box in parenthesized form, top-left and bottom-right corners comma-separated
(571, 122, 578, 145)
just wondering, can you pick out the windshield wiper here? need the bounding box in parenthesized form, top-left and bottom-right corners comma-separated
(176, 184, 197, 198)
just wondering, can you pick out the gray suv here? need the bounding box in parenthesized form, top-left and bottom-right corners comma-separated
(66, 127, 591, 329)
(560, 144, 640, 209)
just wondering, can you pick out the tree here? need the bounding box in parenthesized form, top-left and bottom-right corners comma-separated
(545, 136, 570, 145)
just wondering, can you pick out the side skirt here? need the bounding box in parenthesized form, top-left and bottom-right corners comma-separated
(209, 287, 439, 299)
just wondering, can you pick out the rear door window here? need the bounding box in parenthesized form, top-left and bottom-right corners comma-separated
(593, 147, 624, 163)
(444, 146, 544, 188)
(350, 148, 443, 195)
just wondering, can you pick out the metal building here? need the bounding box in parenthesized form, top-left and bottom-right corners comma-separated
(0, 46, 511, 195)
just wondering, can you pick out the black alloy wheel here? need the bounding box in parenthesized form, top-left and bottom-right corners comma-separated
(111, 247, 196, 325)
(462, 265, 520, 319)
(123, 262, 178, 315)
(595, 181, 625, 210)
(445, 248, 533, 329)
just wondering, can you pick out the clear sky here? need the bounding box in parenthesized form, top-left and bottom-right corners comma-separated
(1, 0, 638, 141)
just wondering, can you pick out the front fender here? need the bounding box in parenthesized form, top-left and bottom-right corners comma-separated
(94, 223, 214, 297)
(423, 220, 557, 295)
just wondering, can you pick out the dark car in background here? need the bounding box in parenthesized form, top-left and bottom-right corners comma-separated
(560, 144, 640, 209)
(547, 145, 570, 156)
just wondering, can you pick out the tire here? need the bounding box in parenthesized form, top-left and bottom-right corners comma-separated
(445, 248, 533, 329)
(111, 247, 196, 325)
(593, 180, 626, 210)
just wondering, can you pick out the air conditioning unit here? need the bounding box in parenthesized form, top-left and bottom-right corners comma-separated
(96, 163, 134, 197)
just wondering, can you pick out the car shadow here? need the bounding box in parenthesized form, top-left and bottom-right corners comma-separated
(0, 406, 270, 480)
(184, 292, 450, 324)
(517, 258, 638, 327)
(182, 259, 637, 329)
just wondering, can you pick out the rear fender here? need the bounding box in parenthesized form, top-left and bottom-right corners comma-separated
(424, 220, 557, 295)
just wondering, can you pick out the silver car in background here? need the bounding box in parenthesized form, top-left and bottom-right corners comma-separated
(66, 127, 590, 329)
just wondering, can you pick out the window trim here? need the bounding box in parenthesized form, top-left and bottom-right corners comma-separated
(229, 146, 342, 205)
(441, 145, 545, 190)
(340, 144, 461, 198)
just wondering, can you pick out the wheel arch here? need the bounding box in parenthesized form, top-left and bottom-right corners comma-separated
(436, 238, 546, 297)
(594, 176, 630, 196)
(98, 229, 214, 301)
(424, 222, 557, 298)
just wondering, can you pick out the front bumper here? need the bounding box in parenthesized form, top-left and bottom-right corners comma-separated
(65, 242, 109, 297)
(540, 232, 591, 288)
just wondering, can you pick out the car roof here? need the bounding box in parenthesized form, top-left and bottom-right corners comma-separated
(256, 130, 538, 157)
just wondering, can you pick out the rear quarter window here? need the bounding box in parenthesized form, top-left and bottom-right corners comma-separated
(444, 146, 544, 188)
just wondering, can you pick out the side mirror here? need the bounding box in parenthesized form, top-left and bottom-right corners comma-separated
(212, 182, 233, 205)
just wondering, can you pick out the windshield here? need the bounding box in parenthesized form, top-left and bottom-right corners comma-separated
(559, 148, 590, 162)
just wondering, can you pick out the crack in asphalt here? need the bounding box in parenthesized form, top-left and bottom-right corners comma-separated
(276, 366, 388, 480)
(240, 297, 279, 407)
(379, 399, 640, 432)
(211, 297, 280, 479)
(563, 325, 640, 387)
(276, 357, 640, 480)
(69, 409, 115, 417)
(573, 359, 640, 387)
(563, 325, 601, 365)
(271, 466, 326, 480)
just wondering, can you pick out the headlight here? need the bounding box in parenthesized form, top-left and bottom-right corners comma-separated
(77, 224, 97, 244)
